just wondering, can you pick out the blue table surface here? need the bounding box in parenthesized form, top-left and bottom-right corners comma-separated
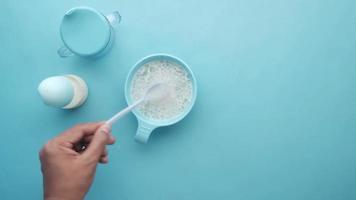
(1, 0, 355, 199)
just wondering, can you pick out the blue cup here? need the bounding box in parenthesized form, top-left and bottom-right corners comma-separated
(125, 54, 198, 143)
(58, 7, 121, 58)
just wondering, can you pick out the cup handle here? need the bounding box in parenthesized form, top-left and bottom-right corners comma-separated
(106, 11, 121, 27)
(135, 121, 156, 143)
(57, 46, 74, 58)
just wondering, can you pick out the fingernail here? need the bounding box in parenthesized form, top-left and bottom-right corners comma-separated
(100, 125, 111, 134)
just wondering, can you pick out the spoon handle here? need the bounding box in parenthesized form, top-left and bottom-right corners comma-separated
(106, 98, 144, 126)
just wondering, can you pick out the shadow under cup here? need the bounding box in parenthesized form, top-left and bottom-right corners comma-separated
(125, 54, 197, 143)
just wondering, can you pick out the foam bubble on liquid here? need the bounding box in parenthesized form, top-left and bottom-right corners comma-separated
(130, 60, 193, 121)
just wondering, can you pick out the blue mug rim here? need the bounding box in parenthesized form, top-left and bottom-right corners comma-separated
(59, 6, 112, 57)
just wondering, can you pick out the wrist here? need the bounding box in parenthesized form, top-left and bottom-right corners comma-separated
(43, 180, 86, 200)
(45, 196, 83, 200)
(44, 191, 84, 200)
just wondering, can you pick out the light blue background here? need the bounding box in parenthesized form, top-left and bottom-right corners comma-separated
(0, 0, 355, 199)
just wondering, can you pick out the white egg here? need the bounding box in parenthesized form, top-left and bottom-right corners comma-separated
(38, 75, 89, 109)
(38, 76, 74, 108)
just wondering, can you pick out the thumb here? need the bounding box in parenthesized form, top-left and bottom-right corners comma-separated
(82, 124, 112, 162)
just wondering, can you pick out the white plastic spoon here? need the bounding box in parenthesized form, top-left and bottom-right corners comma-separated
(74, 85, 169, 152)
(105, 83, 170, 126)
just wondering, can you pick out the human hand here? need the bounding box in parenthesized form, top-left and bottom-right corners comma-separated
(39, 122, 115, 200)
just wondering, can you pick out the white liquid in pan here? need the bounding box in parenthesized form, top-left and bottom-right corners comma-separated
(130, 60, 193, 121)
